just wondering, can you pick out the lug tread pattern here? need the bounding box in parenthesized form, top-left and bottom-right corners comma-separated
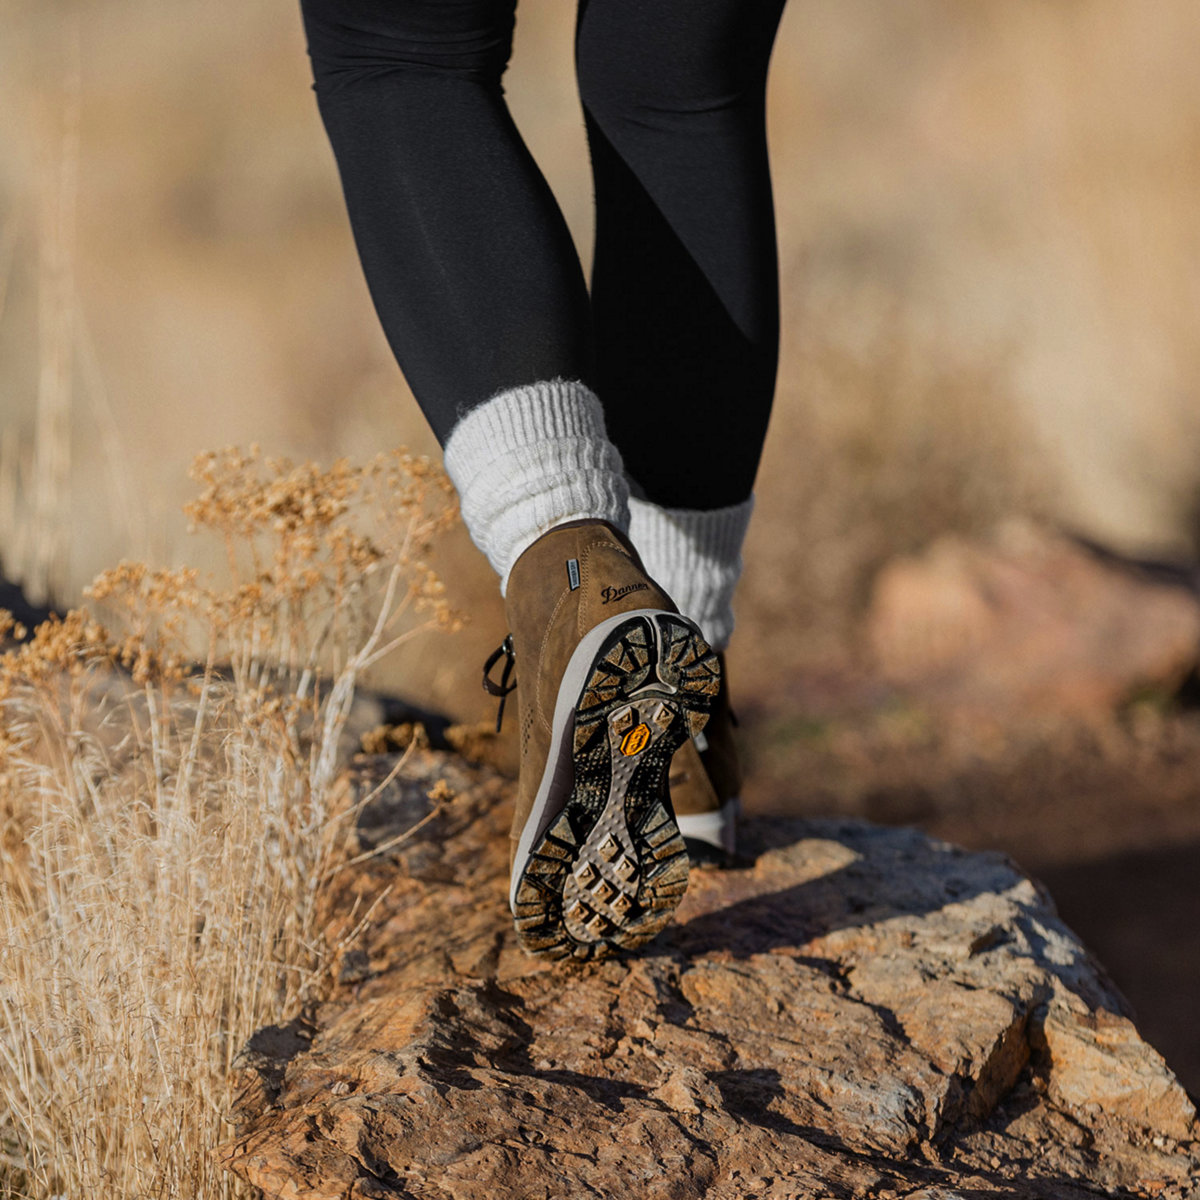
(512, 614, 719, 960)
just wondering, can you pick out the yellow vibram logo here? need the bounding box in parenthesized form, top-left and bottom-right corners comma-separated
(620, 723, 651, 757)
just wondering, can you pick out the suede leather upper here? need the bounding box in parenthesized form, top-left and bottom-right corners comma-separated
(503, 521, 676, 854)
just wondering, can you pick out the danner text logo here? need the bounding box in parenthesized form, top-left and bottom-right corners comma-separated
(601, 582, 649, 604)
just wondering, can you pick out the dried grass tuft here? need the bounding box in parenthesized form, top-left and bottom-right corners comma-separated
(0, 447, 460, 1199)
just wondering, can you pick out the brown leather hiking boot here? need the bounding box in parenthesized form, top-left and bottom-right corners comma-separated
(489, 520, 721, 960)
(669, 658, 740, 866)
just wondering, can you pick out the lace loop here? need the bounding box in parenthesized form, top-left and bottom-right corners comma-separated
(482, 633, 517, 732)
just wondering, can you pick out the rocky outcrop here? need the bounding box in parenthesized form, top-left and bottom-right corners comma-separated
(221, 750, 1199, 1199)
(868, 522, 1200, 717)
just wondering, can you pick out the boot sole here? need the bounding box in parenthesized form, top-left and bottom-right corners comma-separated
(510, 610, 720, 960)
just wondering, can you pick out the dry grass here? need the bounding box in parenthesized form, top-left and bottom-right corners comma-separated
(0, 448, 459, 1199)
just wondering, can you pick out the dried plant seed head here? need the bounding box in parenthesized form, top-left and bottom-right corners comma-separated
(426, 778, 455, 805)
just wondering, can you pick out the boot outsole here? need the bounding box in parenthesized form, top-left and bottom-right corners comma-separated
(512, 612, 720, 960)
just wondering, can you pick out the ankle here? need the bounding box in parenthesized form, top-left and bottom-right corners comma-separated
(627, 495, 754, 649)
(443, 380, 630, 592)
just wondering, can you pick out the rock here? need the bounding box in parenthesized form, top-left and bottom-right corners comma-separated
(867, 521, 1200, 716)
(220, 750, 1199, 1200)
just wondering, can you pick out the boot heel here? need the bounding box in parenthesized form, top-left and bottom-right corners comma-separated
(512, 612, 719, 959)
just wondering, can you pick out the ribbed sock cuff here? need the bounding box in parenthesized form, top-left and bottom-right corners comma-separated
(627, 496, 754, 650)
(443, 379, 630, 591)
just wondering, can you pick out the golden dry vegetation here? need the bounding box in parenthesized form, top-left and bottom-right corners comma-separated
(0, 450, 458, 1197)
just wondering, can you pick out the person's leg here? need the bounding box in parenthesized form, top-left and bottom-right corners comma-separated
(301, 0, 720, 955)
(576, 0, 785, 860)
(300, 0, 623, 586)
(576, 0, 785, 650)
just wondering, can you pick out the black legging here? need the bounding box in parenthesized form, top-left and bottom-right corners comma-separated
(300, 0, 785, 510)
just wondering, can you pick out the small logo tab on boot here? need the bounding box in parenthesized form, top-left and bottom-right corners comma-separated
(567, 558, 581, 590)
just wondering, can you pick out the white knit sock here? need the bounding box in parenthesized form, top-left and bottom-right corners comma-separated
(443, 379, 630, 592)
(627, 495, 754, 650)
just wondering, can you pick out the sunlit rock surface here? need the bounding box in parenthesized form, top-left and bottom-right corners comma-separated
(222, 750, 1198, 1200)
(868, 522, 1200, 718)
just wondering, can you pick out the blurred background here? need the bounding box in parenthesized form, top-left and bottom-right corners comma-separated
(2, 1, 1199, 1091)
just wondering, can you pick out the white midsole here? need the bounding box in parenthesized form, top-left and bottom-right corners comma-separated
(508, 607, 692, 913)
(676, 797, 740, 854)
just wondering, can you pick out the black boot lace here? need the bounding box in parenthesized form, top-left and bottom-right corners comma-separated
(482, 633, 517, 732)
